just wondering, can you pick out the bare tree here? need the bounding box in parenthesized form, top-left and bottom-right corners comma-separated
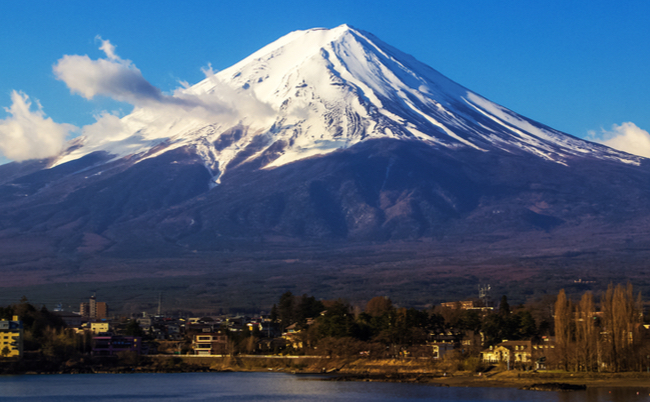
(554, 289, 573, 370)
(600, 283, 642, 371)
(575, 291, 597, 371)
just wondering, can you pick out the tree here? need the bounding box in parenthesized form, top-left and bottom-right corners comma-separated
(481, 313, 505, 346)
(457, 310, 481, 333)
(365, 296, 393, 317)
(498, 295, 510, 317)
(124, 319, 144, 337)
(600, 282, 642, 371)
(524, 294, 556, 337)
(41, 327, 77, 360)
(316, 300, 355, 339)
(515, 310, 537, 340)
(277, 291, 295, 329)
(554, 289, 573, 370)
(575, 291, 597, 371)
(295, 294, 324, 328)
(270, 304, 278, 322)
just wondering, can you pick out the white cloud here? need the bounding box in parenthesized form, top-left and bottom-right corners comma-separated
(53, 38, 164, 105)
(588, 122, 650, 159)
(0, 37, 278, 164)
(81, 111, 127, 146)
(96, 36, 118, 61)
(0, 38, 276, 163)
(0, 91, 76, 161)
(53, 39, 273, 124)
(176, 66, 275, 122)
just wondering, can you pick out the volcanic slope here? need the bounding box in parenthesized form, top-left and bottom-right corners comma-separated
(1, 25, 650, 309)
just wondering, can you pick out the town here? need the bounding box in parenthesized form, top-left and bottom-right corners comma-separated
(1, 283, 649, 377)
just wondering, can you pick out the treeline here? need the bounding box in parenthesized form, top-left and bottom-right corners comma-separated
(554, 283, 650, 372)
(0, 297, 83, 359)
(270, 284, 650, 372)
(0, 298, 143, 361)
(268, 291, 554, 358)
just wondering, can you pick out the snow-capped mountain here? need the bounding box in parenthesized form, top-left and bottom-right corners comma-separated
(2, 25, 650, 303)
(53, 25, 638, 184)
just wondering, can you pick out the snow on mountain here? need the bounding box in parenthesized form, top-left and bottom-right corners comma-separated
(52, 24, 641, 182)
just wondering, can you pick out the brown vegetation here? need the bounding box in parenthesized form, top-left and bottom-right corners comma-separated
(552, 283, 650, 372)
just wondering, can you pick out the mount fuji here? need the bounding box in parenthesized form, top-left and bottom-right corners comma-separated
(2, 25, 650, 309)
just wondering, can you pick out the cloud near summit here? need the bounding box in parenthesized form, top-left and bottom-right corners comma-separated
(588, 122, 650, 159)
(53, 37, 272, 116)
(53, 37, 165, 106)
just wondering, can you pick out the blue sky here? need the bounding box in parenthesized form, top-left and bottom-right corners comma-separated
(1, 0, 649, 161)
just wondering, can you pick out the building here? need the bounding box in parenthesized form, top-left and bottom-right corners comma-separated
(80, 295, 108, 320)
(531, 337, 556, 369)
(54, 311, 83, 328)
(90, 322, 109, 334)
(431, 343, 454, 359)
(281, 318, 316, 349)
(0, 316, 23, 358)
(192, 330, 228, 355)
(480, 340, 534, 368)
(441, 301, 476, 310)
(440, 300, 494, 312)
(95, 301, 108, 319)
(92, 335, 142, 356)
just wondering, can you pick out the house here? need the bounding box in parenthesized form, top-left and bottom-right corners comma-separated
(90, 322, 109, 334)
(431, 343, 454, 359)
(136, 314, 153, 330)
(282, 318, 315, 349)
(92, 334, 142, 356)
(0, 316, 23, 359)
(429, 329, 459, 345)
(481, 340, 533, 368)
(441, 301, 476, 310)
(481, 344, 510, 364)
(165, 323, 182, 340)
(54, 311, 83, 328)
(531, 336, 556, 369)
(186, 317, 223, 335)
(257, 337, 287, 353)
(506, 341, 533, 364)
(440, 300, 494, 312)
(283, 323, 303, 349)
(259, 322, 282, 338)
(192, 330, 228, 355)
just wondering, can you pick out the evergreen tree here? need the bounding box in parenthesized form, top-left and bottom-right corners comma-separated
(124, 319, 144, 337)
(277, 291, 295, 329)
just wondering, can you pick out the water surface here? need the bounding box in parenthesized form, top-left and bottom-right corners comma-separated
(0, 372, 648, 401)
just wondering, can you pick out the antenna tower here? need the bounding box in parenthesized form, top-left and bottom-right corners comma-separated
(479, 284, 492, 307)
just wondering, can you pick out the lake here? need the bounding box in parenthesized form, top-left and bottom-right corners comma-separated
(0, 372, 647, 401)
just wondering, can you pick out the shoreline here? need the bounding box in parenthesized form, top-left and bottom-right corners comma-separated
(4, 355, 650, 391)
(195, 356, 650, 390)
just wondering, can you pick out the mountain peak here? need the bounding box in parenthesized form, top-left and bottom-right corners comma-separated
(54, 25, 640, 173)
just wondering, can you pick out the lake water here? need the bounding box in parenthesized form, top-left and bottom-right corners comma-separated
(0, 372, 648, 401)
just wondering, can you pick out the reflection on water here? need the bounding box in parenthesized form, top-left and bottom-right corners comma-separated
(0, 372, 649, 401)
(558, 387, 650, 402)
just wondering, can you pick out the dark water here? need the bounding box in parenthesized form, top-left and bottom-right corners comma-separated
(0, 372, 648, 401)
